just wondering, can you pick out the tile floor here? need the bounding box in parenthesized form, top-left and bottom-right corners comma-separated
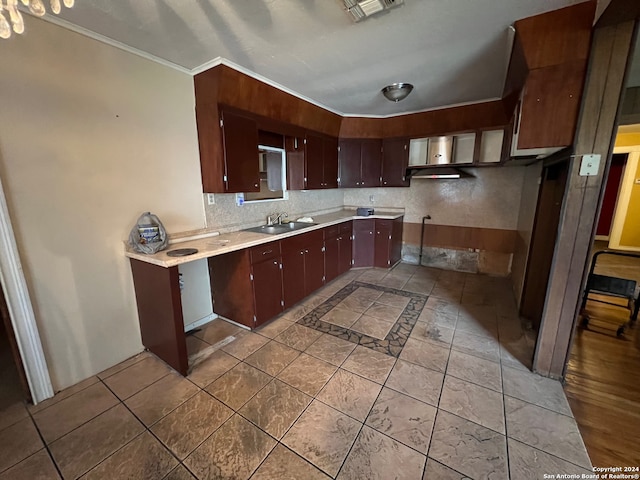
(0, 264, 594, 479)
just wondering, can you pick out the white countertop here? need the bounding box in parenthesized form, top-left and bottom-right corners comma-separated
(125, 210, 404, 268)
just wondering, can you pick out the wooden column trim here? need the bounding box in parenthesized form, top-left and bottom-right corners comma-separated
(532, 21, 636, 378)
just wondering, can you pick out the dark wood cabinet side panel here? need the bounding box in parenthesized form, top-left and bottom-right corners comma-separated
(208, 251, 255, 328)
(325, 237, 340, 283)
(338, 234, 353, 275)
(221, 110, 260, 192)
(129, 260, 188, 375)
(360, 139, 383, 188)
(305, 240, 326, 295)
(338, 139, 362, 188)
(195, 104, 225, 193)
(252, 258, 284, 326)
(286, 136, 306, 190)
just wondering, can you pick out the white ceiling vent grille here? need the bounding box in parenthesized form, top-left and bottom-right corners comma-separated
(342, 0, 405, 22)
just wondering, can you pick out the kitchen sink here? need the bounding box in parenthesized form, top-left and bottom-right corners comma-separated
(243, 222, 317, 235)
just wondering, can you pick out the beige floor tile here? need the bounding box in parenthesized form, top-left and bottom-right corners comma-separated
(423, 458, 468, 479)
(418, 305, 458, 328)
(33, 382, 119, 443)
(0, 400, 29, 432)
(282, 400, 361, 477)
(338, 289, 382, 313)
(185, 414, 276, 480)
(244, 341, 300, 376)
(49, 404, 144, 479)
(402, 277, 435, 295)
(221, 331, 270, 360)
(500, 337, 535, 371)
(350, 315, 394, 340)
(96, 351, 151, 380)
(187, 349, 239, 388)
(429, 410, 508, 479)
(364, 302, 405, 322)
(365, 387, 436, 454)
(429, 287, 462, 303)
(508, 438, 594, 479)
(206, 363, 272, 410)
(505, 396, 591, 469)
(81, 432, 177, 480)
(277, 353, 337, 396)
(0, 449, 59, 480)
(439, 376, 505, 434)
(410, 322, 454, 346)
(0, 417, 43, 473)
(28, 376, 100, 415)
(342, 345, 396, 384)
(357, 269, 388, 283)
(376, 273, 410, 290)
(274, 324, 323, 351)
(399, 338, 450, 373)
(337, 426, 426, 480)
(125, 371, 199, 426)
(151, 391, 233, 460)
(102, 355, 172, 400)
(239, 379, 312, 439)
(502, 365, 572, 416)
(385, 359, 443, 406)
(451, 329, 500, 362)
(304, 334, 357, 366)
(455, 314, 499, 340)
(446, 350, 502, 392)
(317, 369, 382, 421)
(251, 444, 331, 480)
(320, 306, 361, 328)
(423, 297, 460, 317)
(194, 319, 244, 345)
(376, 292, 410, 309)
(164, 465, 196, 480)
(255, 316, 295, 339)
(185, 335, 210, 356)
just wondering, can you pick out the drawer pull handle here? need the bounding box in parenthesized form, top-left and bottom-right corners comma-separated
(262, 250, 273, 255)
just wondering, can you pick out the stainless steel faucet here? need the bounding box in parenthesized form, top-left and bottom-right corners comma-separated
(267, 212, 288, 225)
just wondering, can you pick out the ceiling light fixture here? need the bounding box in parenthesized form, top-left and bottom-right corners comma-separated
(381, 83, 414, 102)
(342, 0, 404, 22)
(0, 0, 74, 39)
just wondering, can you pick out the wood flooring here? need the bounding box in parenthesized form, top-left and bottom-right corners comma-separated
(564, 246, 640, 468)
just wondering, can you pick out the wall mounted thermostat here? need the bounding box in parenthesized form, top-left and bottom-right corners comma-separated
(579, 154, 601, 176)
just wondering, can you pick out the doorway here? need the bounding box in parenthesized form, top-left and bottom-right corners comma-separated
(520, 158, 570, 332)
(0, 286, 30, 405)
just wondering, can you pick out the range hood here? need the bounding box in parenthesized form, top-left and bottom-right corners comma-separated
(408, 167, 471, 179)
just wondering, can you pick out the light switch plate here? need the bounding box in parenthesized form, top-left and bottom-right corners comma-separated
(579, 154, 601, 176)
(206, 193, 215, 205)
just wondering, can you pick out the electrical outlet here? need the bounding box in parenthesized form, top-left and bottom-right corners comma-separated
(369, 195, 375, 203)
(235, 193, 244, 206)
(206, 193, 215, 205)
(579, 154, 601, 176)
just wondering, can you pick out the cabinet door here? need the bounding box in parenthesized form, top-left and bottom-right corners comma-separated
(382, 138, 410, 187)
(323, 136, 339, 188)
(304, 240, 325, 295)
(252, 258, 283, 327)
(286, 135, 306, 190)
(360, 139, 382, 188)
(324, 235, 340, 283)
(390, 216, 404, 266)
(220, 110, 260, 193)
(305, 132, 324, 189)
(338, 139, 361, 188)
(374, 220, 393, 268)
(338, 233, 353, 275)
(353, 219, 375, 267)
(282, 247, 306, 308)
(208, 251, 255, 328)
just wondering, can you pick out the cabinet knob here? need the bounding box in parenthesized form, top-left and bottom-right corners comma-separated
(254, 183, 259, 187)
(305, 249, 309, 253)
(383, 181, 387, 185)
(300, 251, 304, 255)
(273, 261, 278, 265)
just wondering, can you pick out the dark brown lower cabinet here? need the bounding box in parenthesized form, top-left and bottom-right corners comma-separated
(282, 229, 325, 309)
(251, 256, 284, 327)
(338, 221, 353, 275)
(353, 219, 375, 267)
(324, 233, 340, 283)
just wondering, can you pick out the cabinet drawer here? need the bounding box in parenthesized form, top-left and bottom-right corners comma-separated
(324, 225, 339, 240)
(282, 229, 324, 252)
(249, 241, 281, 263)
(375, 219, 393, 231)
(339, 221, 353, 235)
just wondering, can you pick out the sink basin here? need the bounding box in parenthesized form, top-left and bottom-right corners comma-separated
(243, 222, 317, 235)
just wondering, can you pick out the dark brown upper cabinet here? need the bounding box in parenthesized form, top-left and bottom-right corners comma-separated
(381, 138, 410, 187)
(338, 139, 382, 188)
(305, 132, 338, 189)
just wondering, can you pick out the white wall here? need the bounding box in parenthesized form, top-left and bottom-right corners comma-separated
(0, 17, 206, 390)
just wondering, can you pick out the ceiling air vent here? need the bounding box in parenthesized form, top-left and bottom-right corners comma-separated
(342, 0, 405, 22)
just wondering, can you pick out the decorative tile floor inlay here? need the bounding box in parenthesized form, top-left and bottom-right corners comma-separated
(297, 281, 428, 357)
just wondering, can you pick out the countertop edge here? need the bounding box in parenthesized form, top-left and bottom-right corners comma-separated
(125, 211, 404, 268)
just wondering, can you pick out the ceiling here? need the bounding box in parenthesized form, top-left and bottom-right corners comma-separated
(42, 0, 590, 116)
